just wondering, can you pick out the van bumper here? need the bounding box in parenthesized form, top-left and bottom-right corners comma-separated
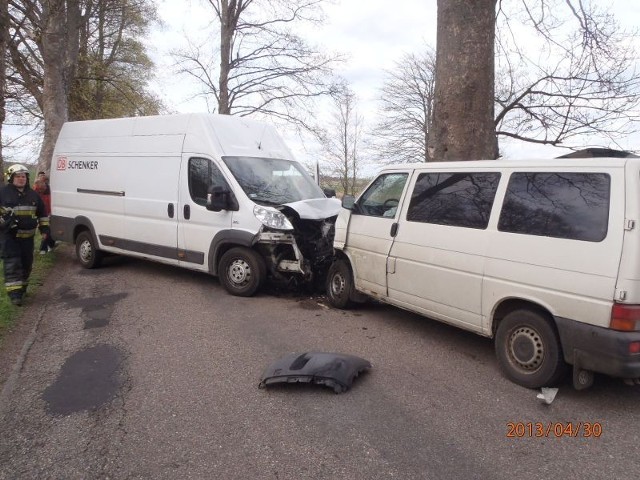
(50, 215, 75, 244)
(555, 316, 640, 378)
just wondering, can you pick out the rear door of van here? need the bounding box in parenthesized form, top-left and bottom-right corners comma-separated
(177, 155, 234, 271)
(615, 159, 640, 305)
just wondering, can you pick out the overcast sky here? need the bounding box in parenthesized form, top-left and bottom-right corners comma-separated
(119, 1, 640, 170)
(150, 0, 438, 111)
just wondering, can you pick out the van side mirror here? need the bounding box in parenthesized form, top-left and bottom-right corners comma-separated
(323, 187, 336, 198)
(341, 195, 355, 210)
(207, 185, 230, 212)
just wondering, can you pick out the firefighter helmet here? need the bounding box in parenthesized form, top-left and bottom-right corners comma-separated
(6, 164, 30, 183)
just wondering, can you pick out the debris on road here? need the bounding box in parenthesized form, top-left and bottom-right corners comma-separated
(259, 351, 371, 393)
(536, 387, 559, 405)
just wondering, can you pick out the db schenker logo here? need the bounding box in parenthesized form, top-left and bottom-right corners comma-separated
(56, 156, 67, 170)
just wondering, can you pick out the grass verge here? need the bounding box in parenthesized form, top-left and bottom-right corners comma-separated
(0, 233, 57, 344)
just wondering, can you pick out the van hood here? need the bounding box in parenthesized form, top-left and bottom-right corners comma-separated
(282, 197, 341, 220)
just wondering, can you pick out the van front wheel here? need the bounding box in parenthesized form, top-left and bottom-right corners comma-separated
(495, 310, 567, 389)
(75, 231, 103, 269)
(218, 247, 265, 297)
(326, 260, 355, 309)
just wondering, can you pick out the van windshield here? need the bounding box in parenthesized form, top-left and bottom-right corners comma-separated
(222, 156, 325, 205)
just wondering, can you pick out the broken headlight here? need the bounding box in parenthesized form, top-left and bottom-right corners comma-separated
(253, 205, 294, 231)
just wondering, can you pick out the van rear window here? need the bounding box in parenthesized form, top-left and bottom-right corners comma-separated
(498, 172, 610, 242)
(407, 172, 500, 229)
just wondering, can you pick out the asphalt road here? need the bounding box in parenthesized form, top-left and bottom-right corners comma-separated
(1, 245, 639, 480)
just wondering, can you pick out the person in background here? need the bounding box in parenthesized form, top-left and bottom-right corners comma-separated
(0, 164, 50, 306)
(33, 171, 55, 254)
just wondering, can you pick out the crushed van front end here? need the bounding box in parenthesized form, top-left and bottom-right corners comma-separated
(255, 198, 340, 289)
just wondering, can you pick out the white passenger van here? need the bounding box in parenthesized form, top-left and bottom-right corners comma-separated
(50, 113, 340, 296)
(327, 158, 640, 389)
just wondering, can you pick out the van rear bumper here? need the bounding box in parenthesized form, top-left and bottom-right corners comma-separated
(555, 316, 640, 378)
(50, 215, 76, 244)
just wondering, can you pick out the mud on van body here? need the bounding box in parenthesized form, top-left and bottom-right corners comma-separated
(327, 158, 640, 389)
(50, 114, 340, 296)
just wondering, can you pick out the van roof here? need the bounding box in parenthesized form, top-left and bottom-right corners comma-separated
(378, 157, 637, 172)
(55, 113, 294, 159)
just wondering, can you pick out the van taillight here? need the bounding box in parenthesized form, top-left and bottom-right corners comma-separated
(610, 304, 640, 331)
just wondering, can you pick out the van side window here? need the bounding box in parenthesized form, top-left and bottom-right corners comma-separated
(188, 158, 231, 206)
(357, 173, 408, 217)
(407, 172, 500, 229)
(498, 172, 610, 242)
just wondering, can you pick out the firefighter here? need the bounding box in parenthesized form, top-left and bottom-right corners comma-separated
(0, 164, 50, 306)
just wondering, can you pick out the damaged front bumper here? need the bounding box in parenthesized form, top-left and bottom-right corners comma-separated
(257, 230, 308, 276)
(256, 208, 338, 286)
(259, 351, 372, 393)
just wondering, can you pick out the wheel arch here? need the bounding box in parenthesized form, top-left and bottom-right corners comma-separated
(72, 216, 99, 246)
(332, 249, 356, 273)
(491, 297, 558, 338)
(328, 250, 368, 305)
(208, 229, 259, 275)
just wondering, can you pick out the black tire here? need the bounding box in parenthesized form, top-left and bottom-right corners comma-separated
(218, 247, 265, 297)
(495, 309, 568, 388)
(75, 231, 103, 269)
(326, 259, 355, 309)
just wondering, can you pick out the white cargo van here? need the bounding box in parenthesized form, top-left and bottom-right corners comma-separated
(50, 113, 340, 296)
(327, 158, 640, 389)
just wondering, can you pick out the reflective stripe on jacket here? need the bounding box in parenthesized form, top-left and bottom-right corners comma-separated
(0, 183, 49, 239)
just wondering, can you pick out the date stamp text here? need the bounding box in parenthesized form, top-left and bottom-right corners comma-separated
(506, 422, 603, 438)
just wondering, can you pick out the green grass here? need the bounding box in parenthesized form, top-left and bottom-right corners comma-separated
(0, 232, 57, 343)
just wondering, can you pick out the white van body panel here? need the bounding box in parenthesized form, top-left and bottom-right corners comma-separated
(53, 114, 279, 268)
(51, 113, 337, 291)
(347, 214, 397, 297)
(388, 221, 489, 333)
(336, 158, 625, 331)
(616, 161, 640, 303)
(331, 157, 640, 382)
(176, 153, 235, 271)
(481, 165, 625, 330)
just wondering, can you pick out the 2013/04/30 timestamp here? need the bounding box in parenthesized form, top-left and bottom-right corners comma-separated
(506, 422, 603, 438)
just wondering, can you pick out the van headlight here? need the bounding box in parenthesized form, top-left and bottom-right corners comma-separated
(253, 205, 294, 231)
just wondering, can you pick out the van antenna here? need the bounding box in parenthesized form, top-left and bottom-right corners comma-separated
(257, 124, 267, 150)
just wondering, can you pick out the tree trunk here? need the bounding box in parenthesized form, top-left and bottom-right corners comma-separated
(431, 0, 498, 161)
(38, 0, 83, 173)
(0, 0, 8, 180)
(218, 0, 233, 115)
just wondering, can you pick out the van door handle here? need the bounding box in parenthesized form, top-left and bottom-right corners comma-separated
(168, 203, 174, 218)
(183, 204, 191, 220)
(390, 222, 398, 237)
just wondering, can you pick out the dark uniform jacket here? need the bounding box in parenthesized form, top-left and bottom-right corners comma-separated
(0, 183, 49, 239)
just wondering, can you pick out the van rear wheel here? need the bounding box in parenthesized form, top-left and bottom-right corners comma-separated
(495, 309, 567, 388)
(75, 231, 103, 269)
(218, 247, 265, 297)
(326, 259, 355, 309)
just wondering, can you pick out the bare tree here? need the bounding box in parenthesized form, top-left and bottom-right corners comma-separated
(387, 0, 639, 162)
(173, 0, 342, 132)
(372, 48, 436, 164)
(494, 0, 640, 148)
(317, 85, 363, 196)
(431, 0, 498, 161)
